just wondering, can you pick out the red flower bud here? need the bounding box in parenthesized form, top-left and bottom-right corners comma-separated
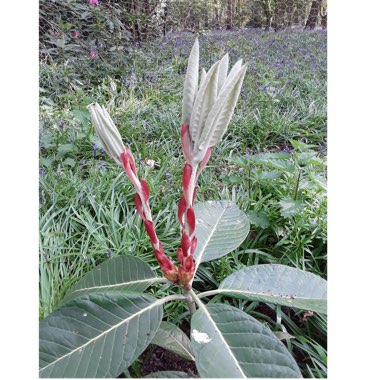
(163, 267, 179, 283)
(140, 179, 150, 203)
(144, 220, 158, 245)
(184, 256, 195, 272)
(186, 207, 196, 235)
(191, 235, 197, 255)
(178, 265, 194, 287)
(125, 148, 137, 176)
(176, 247, 184, 264)
(181, 233, 191, 257)
(182, 163, 192, 193)
(134, 193, 145, 219)
(158, 253, 174, 270)
(178, 196, 186, 227)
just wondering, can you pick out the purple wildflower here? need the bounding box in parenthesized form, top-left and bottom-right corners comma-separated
(71, 31, 80, 39)
(107, 249, 113, 258)
(88, 0, 99, 6)
(283, 146, 294, 153)
(93, 143, 98, 157)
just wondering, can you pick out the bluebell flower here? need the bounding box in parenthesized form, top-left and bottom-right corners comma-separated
(283, 146, 293, 153)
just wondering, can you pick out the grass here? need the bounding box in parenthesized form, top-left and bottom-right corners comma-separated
(39, 28, 327, 377)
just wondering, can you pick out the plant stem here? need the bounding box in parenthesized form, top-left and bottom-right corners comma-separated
(188, 289, 205, 309)
(293, 168, 301, 200)
(159, 294, 188, 304)
(195, 289, 223, 299)
(184, 289, 197, 315)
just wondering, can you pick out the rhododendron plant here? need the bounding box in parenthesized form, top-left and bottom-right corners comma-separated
(39, 39, 327, 378)
(87, 39, 247, 289)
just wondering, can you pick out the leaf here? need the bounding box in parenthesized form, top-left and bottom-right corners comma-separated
(145, 371, 193, 378)
(221, 175, 244, 184)
(73, 108, 90, 128)
(309, 173, 327, 190)
(58, 143, 76, 154)
(190, 60, 220, 151)
(201, 64, 247, 148)
(61, 255, 158, 304)
(274, 331, 295, 341)
(193, 201, 250, 267)
(63, 157, 76, 167)
(279, 197, 303, 218)
(182, 39, 199, 124)
(40, 157, 53, 168)
(255, 170, 281, 181)
(191, 303, 302, 378)
(151, 321, 195, 361)
(222, 59, 243, 92)
(39, 292, 163, 378)
(217, 53, 229, 93)
(218, 264, 327, 314)
(247, 211, 270, 229)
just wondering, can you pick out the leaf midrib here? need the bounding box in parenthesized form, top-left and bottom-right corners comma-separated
(68, 277, 159, 296)
(196, 303, 246, 378)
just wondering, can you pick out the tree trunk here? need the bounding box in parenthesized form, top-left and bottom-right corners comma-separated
(305, 0, 322, 29)
(273, 0, 286, 31)
(162, 1, 168, 35)
(262, 0, 273, 31)
(285, 0, 295, 27)
(320, 6, 327, 29)
(226, 0, 233, 30)
(214, 0, 220, 28)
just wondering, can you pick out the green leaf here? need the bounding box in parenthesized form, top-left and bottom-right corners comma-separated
(247, 211, 270, 228)
(191, 303, 301, 378)
(39, 292, 163, 378)
(145, 371, 193, 378)
(63, 157, 76, 167)
(279, 197, 303, 218)
(61, 255, 158, 304)
(221, 175, 244, 184)
(254, 170, 281, 181)
(40, 157, 54, 168)
(218, 264, 327, 314)
(58, 143, 76, 154)
(151, 321, 195, 361)
(73, 108, 90, 128)
(309, 173, 327, 190)
(193, 201, 250, 267)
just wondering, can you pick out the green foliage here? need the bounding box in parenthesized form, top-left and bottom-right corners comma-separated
(40, 225, 326, 377)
